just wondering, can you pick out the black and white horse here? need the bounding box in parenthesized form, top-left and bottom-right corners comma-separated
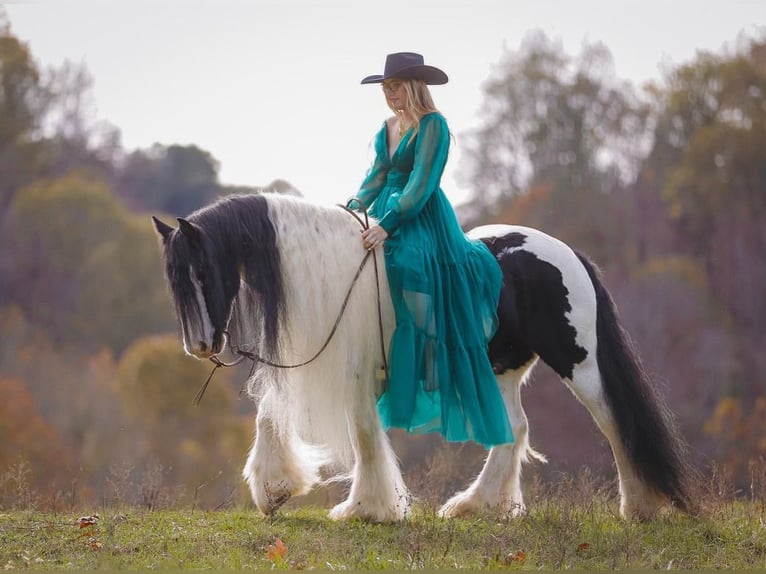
(152, 192, 694, 521)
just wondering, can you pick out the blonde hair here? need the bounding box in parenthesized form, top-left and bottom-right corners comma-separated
(387, 79, 439, 136)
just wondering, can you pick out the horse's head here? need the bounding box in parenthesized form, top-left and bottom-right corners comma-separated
(152, 215, 240, 359)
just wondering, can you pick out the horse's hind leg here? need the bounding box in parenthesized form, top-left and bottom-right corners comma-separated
(565, 357, 666, 519)
(440, 360, 544, 518)
(243, 387, 325, 516)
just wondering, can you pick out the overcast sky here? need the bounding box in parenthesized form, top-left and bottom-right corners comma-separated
(5, 0, 765, 206)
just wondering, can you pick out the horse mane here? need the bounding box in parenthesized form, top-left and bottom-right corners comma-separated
(163, 230, 208, 346)
(186, 193, 285, 362)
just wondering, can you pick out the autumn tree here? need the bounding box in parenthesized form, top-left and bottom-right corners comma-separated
(0, 19, 48, 309)
(117, 335, 251, 507)
(704, 396, 766, 485)
(638, 36, 766, 398)
(0, 18, 47, 214)
(0, 376, 70, 497)
(461, 32, 650, 267)
(116, 143, 221, 215)
(647, 38, 766, 259)
(39, 59, 121, 181)
(7, 171, 174, 353)
(74, 214, 175, 354)
(7, 172, 127, 339)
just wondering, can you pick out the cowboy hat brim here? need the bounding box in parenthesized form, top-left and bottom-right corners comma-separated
(361, 64, 448, 85)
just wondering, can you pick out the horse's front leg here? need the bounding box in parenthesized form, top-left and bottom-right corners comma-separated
(440, 364, 543, 518)
(243, 387, 325, 516)
(329, 398, 409, 522)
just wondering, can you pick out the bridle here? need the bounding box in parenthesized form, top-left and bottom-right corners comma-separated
(193, 200, 389, 405)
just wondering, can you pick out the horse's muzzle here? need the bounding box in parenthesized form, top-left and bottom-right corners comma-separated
(185, 339, 222, 359)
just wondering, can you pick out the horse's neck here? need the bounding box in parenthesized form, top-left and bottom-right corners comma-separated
(269, 199, 363, 336)
(273, 201, 357, 278)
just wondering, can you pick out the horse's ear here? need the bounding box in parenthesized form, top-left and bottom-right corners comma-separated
(152, 216, 175, 242)
(177, 217, 202, 243)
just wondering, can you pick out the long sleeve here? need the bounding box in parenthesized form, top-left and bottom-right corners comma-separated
(377, 113, 449, 234)
(353, 123, 389, 210)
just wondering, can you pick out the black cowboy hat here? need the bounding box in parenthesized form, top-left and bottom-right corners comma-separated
(361, 52, 448, 85)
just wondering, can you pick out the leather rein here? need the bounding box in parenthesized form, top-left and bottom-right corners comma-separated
(194, 200, 388, 405)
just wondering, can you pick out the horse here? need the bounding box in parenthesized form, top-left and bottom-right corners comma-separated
(152, 192, 695, 522)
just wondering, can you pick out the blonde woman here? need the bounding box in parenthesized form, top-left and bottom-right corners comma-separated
(351, 52, 514, 448)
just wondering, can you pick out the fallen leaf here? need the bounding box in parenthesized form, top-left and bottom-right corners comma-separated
(76, 515, 100, 529)
(266, 538, 288, 560)
(505, 550, 526, 564)
(576, 542, 591, 553)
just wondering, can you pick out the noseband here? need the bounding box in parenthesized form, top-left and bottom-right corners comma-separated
(194, 200, 388, 405)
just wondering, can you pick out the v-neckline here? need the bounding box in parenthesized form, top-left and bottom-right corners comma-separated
(386, 122, 412, 160)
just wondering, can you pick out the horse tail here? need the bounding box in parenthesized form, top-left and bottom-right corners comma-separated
(576, 253, 696, 513)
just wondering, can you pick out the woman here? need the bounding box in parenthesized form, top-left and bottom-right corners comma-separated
(350, 52, 514, 448)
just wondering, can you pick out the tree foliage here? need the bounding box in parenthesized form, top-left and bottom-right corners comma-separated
(0, 22, 47, 215)
(656, 40, 766, 253)
(116, 143, 221, 216)
(463, 32, 650, 214)
(39, 60, 121, 181)
(462, 32, 650, 267)
(638, 38, 766, 398)
(0, 376, 69, 482)
(704, 396, 766, 481)
(74, 216, 176, 353)
(117, 335, 251, 506)
(8, 172, 125, 336)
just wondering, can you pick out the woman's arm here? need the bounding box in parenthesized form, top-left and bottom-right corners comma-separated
(352, 123, 389, 210)
(377, 113, 449, 234)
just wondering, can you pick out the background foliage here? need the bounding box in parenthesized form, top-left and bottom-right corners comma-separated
(0, 8, 764, 510)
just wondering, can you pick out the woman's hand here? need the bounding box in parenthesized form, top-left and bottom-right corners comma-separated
(361, 224, 388, 251)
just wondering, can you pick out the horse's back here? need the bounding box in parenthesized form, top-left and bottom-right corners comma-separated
(469, 223, 595, 302)
(470, 223, 597, 379)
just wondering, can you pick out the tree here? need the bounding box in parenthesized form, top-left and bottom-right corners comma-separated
(638, 36, 766, 397)
(0, 20, 49, 306)
(0, 376, 70, 488)
(704, 396, 766, 487)
(0, 305, 162, 507)
(7, 171, 128, 341)
(656, 39, 766, 260)
(462, 32, 649, 219)
(462, 32, 648, 268)
(74, 215, 176, 354)
(39, 59, 122, 181)
(7, 170, 181, 354)
(116, 143, 221, 215)
(117, 335, 251, 507)
(0, 20, 47, 215)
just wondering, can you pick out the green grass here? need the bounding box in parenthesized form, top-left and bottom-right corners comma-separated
(2, 497, 766, 570)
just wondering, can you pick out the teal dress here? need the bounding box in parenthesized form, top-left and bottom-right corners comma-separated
(354, 112, 514, 448)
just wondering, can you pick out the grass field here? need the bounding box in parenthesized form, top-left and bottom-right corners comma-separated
(2, 485, 765, 570)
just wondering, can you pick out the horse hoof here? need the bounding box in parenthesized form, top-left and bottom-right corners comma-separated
(329, 499, 405, 522)
(264, 492, 291, 516)
(329, 500, 357, 521)
(251, 480, 293, 517)
(621, 497, 666, 521)
(439, 493, 481, 518)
